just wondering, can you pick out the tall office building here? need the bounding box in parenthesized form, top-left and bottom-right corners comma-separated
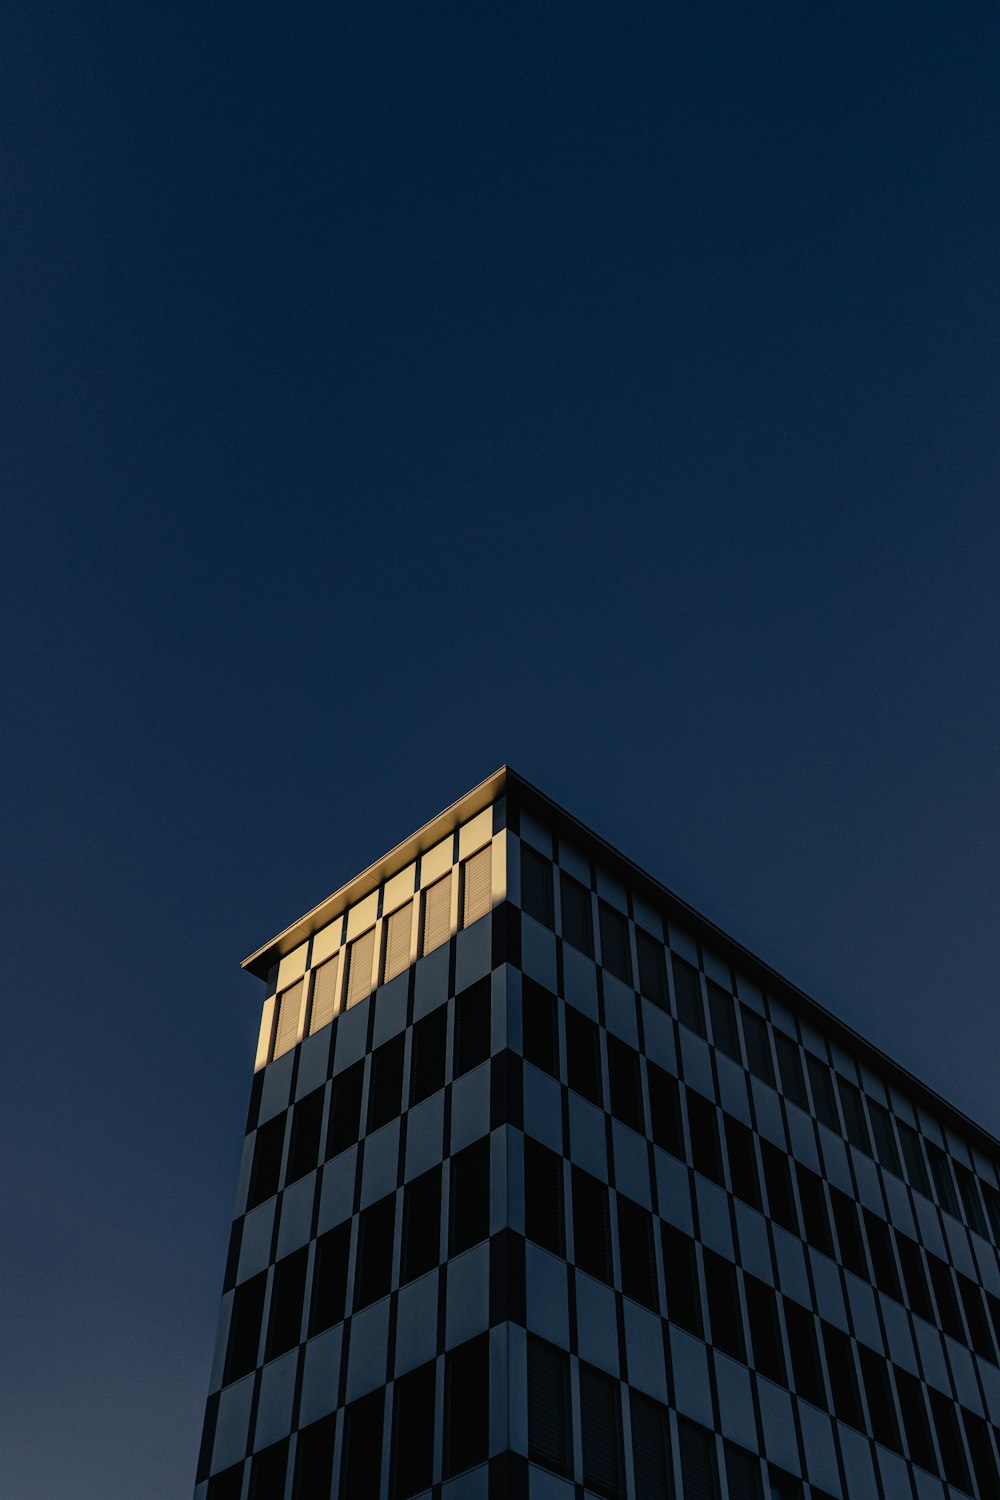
(196, 768, 1000, 1500)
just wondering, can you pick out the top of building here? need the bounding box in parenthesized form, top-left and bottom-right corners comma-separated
(241, 765, 999, 1164)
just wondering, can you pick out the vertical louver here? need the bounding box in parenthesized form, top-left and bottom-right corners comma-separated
(273, 980, 303, 1060)
(345, 928, 376, 1009)
(421, 874, 451, 956)
(461, 844, 492, 927)
(382, 901, 413, 985)
(526, 1337, 572, 1476)
(580, 1364, 624, 1498)
(308, 955, 339, 1035)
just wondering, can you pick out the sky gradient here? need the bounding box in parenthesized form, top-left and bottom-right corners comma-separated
(3, 3, 1000, 1495)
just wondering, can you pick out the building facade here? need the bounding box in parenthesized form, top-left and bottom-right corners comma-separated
(195, 768, 1000, 1500)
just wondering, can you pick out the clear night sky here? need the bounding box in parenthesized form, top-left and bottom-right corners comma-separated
(3, 3, 999, 1495)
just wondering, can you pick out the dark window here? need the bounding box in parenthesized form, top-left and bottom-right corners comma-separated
(987, 1289, 1000, 1351)
(355, 1193, 395, 1309)
(821, 1321, 864, 1429)
(927, 1142, 960, 1217)
(671, 955, 705, 1036)
(207, 1464, 244, 1500)
(607, 1037, 644, 1133)
(837, 1078, 871, 1155)
(962, 1407, 999, 1498)
(224, 1271, 266, 1384)
(598, 902, 632, 986)
(686, 1090, 725, 1186)
(725, 1116, 762, 1211)
(618, 1195, 658, 1311)
(310, 1220, 351, 1335)
(704, 1250, 745, 1361)
(783, 1298, 826, 1408)
(773, 1032, 808, 1110)
(454, 977, 491, 1078)
(983, 1181, 1000, 1243)
(760, 1140, 798, 1235)
(636, 927, 667, 1007)
(929, 1386, 972, 1492)
(767, 1470, 802, 1500)
(249, 1439, 288, 1500)
(868, 1100, 902, 1177)
(677, 1418, 719, 1500)
(247, 1115, 285, 1209)
(449, 1138, 490, 1255)
(400, 1166, 441, 1283)
(958, 1273, 996, 1361)
(725, 1443, 763, 1500)
(410, 1006, 446, 1106)
(744, 1275, 786, 1384)
(648, 1062, 686, 1160)
(443, 1335, 489, 1477)
(390, 1360, 435, 1500)
(524, 1138, 565, 1256)
(286, 1088, 324, 1186)
(893, 1365, 938, 1475)
(560, 872, 594, 956)
(806, 1056, 839, 1132)
(927, 1253, 965, 1342)
(327, 1060, 364, 1158)
(266, 1247, 307, 1360)
(527, 1336, 572, 1476)
(522, 977, 559, 1078)
(521, 845, 554, 928)
(795, 1165, 833, 1258)
(956, 1163, 988, 1238)
(830, 1188, 868, 1280)
(741, 1009, 774, 1087)
(573, 1167, 613, 1283)
(897, 1121, 931, 1197)
(630, 1393, 671, 1500)
(292, 1416, 334, 1499)
(369, 1034, 405, 1132)
(863, 1210, 902, 1302)
(565, 1007, 603, 1106)
(341, 1389, 384, 1499)
(580, 1364, 625, 1499)
(858, 1345, 901, 1453)
(708, 983, 741, 1063)
(895, 1233, 933, 1322)
(662, 1224, 703, 1337)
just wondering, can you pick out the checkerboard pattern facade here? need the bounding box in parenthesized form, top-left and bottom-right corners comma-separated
(195, 770, 1000, 1500)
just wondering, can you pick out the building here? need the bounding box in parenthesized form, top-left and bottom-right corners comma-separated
(195, 767, 1000, 1500)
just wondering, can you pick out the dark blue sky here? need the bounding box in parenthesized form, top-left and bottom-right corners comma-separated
(3, 3, 999, 1494)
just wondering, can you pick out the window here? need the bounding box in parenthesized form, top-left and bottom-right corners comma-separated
(286, 1088, 324, 1185)
(806, 1055, 839, 1132)
(607, 1037, 644, 1133)
(580, 1364, 625, 1499)
(686, 1090, 724, 1186)
(893, 1365, 938, 1475)
(927, 1253, 965, 1342)
(958, 1272, 996, 1361)
(598, 901, 632, 986)
(783, 1298, 825, 1408)
(326, 1060, 363, 1157)
(272, 980, 303, 1060)
(677, 1419, 719, 1500)
(400, 1166, 441, 1283)
(863, 1210, 902, 1302)
(648, 1061, 685, 1160)
(443, 1335, 489, 1477)
(520, 845, 554, 927)
(795, 1165, 833, 1257)
(956, 1162, 988, 1238)
(897, 1121, 931, 1197)
(858, 1345, 901, 1452)
(560, 871, 593, 955)
(572, 1167, 613, 1283)
(830, 1190, 868, 1280)
(207, 1464, 243, 1500)
(449, 1137, 490, 1255)
(895, 1233, 933, 1321)
(724, 1443, 763, 1500)
(744, 1275, 785, 1384)
(309, 954, 339, 1034)
(224, 1271, 266, 1384)
(522, 977, 559, 1077)
(421, 874, 452, 956)
(725, 1117, 762, 1212)
(671, 954, 704, 1036)
(266, 1247, 307, 1360)
(767, 1470, 802, 1500)
(760, 1141, 798, 1234)
(704, 1250, 745, 1361)
(247, 1114, 285, 1210)
(636, 927, 667, 1007)
(929, 1387, 972, 1492)
(821, 1321, 864, 1429)
(963, 1408, 999, 1497)
(565, 1006, 603, 1106)
(368, 1034, 405, 1132)
(983, 1181, 1000, 1242)
(773, 1032, 807, 1110)
(454, 978, 491, 1077)
(310, 1220, 351, 1335)
(345, 928, 376, 1008)
(707, 983, 741, 1063)
(617, 1195, 658, 1310)
(292, 1416, 334, 1499)
(868, 1100, 902, 1176)
(341, 1389, 385, 1499)
(382, 901, 413, 985)
(249, 1439, 288, 1500)
(527, 1336, 572, 1475)
(741, 1009, 774, 1087)
(524, 1138, 564, 1256)
(661, 1224, 703, 1337)
(461, 844, 492, 928)
(837, 1078, 871, 1155)
(390, 1360, 435, 1499)
(355, 1194, 395, 1310)
(409, 1006, 446, 1105)
(630, 1394, 671, 1499)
